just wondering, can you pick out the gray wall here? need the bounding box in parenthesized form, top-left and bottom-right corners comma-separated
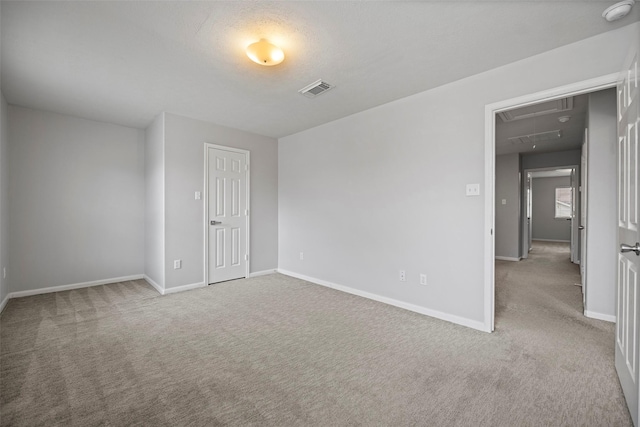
(144, 113, 165, 289)
(531, 176, 571, 241)
(278, 23, 637, 327)
(495, 154, 520, 259)
(8, 106, 145, 292)
(0, 93, 7, 304)
(585, 88, 617, 318)
(163, 113, 278, 290)
(522, 150, 581, 170)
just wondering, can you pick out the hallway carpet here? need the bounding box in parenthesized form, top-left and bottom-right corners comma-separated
(0, 243, 632, 425)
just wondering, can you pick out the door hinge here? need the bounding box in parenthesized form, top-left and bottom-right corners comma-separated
(244, 254, 249, 261)
(245, 164, 249, 171)
(245, 209, 249, 216)
(491, 229, 493, 235)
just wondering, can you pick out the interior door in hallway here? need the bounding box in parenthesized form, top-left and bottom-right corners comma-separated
(207, 146, 249, 284)
(616, 47, 639, 426)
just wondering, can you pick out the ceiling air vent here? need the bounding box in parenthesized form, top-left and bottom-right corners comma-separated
(299, 79, 334, 98)
(508, 130, 562, 145)
(499, 97, 574, 122)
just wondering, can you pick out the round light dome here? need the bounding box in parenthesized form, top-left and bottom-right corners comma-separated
(602, 0, 635, 22)
(246, 39, 285, 66)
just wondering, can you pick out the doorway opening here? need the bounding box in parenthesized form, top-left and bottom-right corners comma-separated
(484, 73, 619, 332)
(522, 166, 578, 263)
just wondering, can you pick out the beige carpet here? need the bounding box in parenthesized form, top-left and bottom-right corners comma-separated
(0, 242, 632, 426)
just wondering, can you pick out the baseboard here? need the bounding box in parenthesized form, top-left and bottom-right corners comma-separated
(9, 274, 145, 299)
(0, 293, 9, 314)
(495, 256, 520, 262)
(532, 239, 570, 243)
(277, 269, 487, 332)
(584, 310, 616, 323)
(163, 281, 206, 295)
(143, 275, 165, 295)
(249, 269, 277, 278)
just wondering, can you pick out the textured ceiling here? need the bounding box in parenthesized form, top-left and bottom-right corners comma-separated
(1, 1, 638, 138)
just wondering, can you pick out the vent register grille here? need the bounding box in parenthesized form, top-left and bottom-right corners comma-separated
(299, 80, 334, 98)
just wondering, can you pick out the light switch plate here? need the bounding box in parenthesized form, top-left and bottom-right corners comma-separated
(466, 184, 480, 196)
(502, 199, 507, 205)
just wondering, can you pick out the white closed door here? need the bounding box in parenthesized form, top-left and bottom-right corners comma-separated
(616, 48, 639, 426)
(207, 146, 249, 284)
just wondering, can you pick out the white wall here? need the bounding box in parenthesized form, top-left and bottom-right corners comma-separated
(8, 106, 145, 292)
(531, 176, 571, 241)
(495, 153, 520, 259)
(585, 88, 617, 318)
(279, 22, 638, 329)
(144, 113, 165, 290)
(163, 113, 278, 290)
(0, 93, 8, 305)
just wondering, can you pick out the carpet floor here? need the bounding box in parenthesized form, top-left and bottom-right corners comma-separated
(0, 241, 632, 426)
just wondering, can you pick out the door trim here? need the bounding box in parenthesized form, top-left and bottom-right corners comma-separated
(203, 143, 251, 285)
(484, 72, 619, 333)
(522, 165, 578, 258)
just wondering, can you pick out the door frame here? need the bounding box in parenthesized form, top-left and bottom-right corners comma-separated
(484, 72, 619, 332)
(521, 165, 579, 259)
(203, 143, 251, 285)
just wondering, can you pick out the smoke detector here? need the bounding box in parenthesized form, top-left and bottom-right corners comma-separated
(602, 0, 634, 21)
(298, 80, 334, 98)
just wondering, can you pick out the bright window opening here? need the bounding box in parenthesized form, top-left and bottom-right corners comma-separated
(555, 187, 572, 219)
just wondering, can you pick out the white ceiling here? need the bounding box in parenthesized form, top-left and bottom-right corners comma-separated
(1, 1, 638, 138)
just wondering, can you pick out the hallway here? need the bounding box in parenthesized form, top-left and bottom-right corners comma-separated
(497, 241, 583, 326)
(494, 240, 631, 424)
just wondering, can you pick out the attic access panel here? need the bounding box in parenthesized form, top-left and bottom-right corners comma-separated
(498, 97, 574, 122)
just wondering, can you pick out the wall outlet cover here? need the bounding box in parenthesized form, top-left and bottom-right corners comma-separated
(466, 183, 481, 196)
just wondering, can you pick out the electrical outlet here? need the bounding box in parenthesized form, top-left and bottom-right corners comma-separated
(399, 270, 406, 282)
(300, 252, 304, 260)
(195, 191, 201, 200)
(174, 260, 182, 269)
(466, 183, 480, 196)
(420, 274, 427, 286)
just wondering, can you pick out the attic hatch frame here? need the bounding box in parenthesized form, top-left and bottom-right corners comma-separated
(483, 72, 619, 333)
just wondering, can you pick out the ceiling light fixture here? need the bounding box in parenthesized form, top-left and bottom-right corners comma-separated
(246, 39, 284, 66)
(558, 115, 571, 123)
(602, 0, 635, 21)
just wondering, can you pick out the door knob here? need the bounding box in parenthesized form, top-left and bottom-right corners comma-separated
(620, 242, 640, 256)
(578, 226, 584, 230)
(210, 220, 222, 225)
